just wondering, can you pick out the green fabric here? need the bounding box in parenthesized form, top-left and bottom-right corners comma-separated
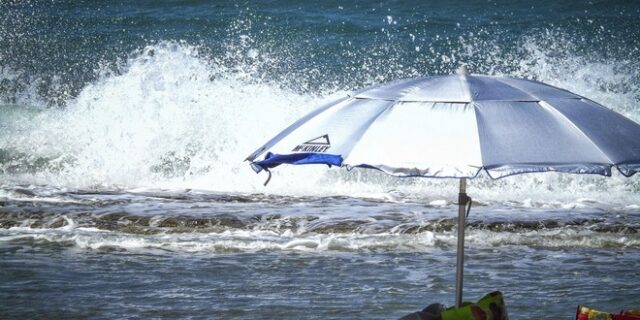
(441, 291, 508, 320)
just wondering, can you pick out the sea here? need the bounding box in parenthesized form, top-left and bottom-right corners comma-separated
(1, 1, 639, 319)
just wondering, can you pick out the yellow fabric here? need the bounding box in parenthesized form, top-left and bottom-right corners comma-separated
(577, 306, 613, 320)
(441, 291, 508, 320)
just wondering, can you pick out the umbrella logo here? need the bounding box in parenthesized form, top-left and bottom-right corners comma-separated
(292, 134, 331, 153)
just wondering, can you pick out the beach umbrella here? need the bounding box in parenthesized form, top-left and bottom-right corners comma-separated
(245, 66, 640, 308)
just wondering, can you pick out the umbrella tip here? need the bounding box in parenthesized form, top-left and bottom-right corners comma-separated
(457, 64, 470, 75)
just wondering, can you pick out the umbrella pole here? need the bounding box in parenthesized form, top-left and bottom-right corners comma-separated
(455, 178, 467, 308)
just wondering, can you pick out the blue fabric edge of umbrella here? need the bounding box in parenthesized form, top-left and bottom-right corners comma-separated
(250, 152, 639, 179)
(250, 152, 344, 173)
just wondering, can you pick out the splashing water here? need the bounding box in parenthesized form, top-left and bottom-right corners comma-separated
(0, 1, 638, 203)
(0, 37, 638, 206)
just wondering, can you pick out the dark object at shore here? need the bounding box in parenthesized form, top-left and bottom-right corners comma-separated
(398, 303, 445, 320)
(398, 291, 508, 320)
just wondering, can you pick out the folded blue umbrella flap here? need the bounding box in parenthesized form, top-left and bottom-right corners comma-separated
(250, 152, 344, 186)
(252, 152, 343, 169)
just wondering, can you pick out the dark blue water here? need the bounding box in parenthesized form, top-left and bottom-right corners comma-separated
(2, 0, 639, 103)
(1, 1, 640, 319)
(2, 244, 639, 319)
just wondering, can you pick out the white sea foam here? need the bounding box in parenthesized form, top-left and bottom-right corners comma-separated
(1, 221, 638, 254)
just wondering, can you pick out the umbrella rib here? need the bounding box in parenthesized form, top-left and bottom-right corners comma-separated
(341, 100, 400, 164)
(492, 77, 542, 101)
(353, 97, 471, 103)
(459, 73, 472, 102)
(538, 100, 615, 165)
(506, 77, 589, 100)
(469, 102, 487, 177)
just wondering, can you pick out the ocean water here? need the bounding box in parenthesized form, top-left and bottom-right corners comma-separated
(1, 0, 640, 319)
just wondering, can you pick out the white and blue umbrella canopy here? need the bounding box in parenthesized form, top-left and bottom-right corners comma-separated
(246, 72, 640, 179)
(246, 70, 640, 308)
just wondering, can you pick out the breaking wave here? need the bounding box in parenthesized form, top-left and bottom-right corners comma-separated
(1, 27, 639, 206)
